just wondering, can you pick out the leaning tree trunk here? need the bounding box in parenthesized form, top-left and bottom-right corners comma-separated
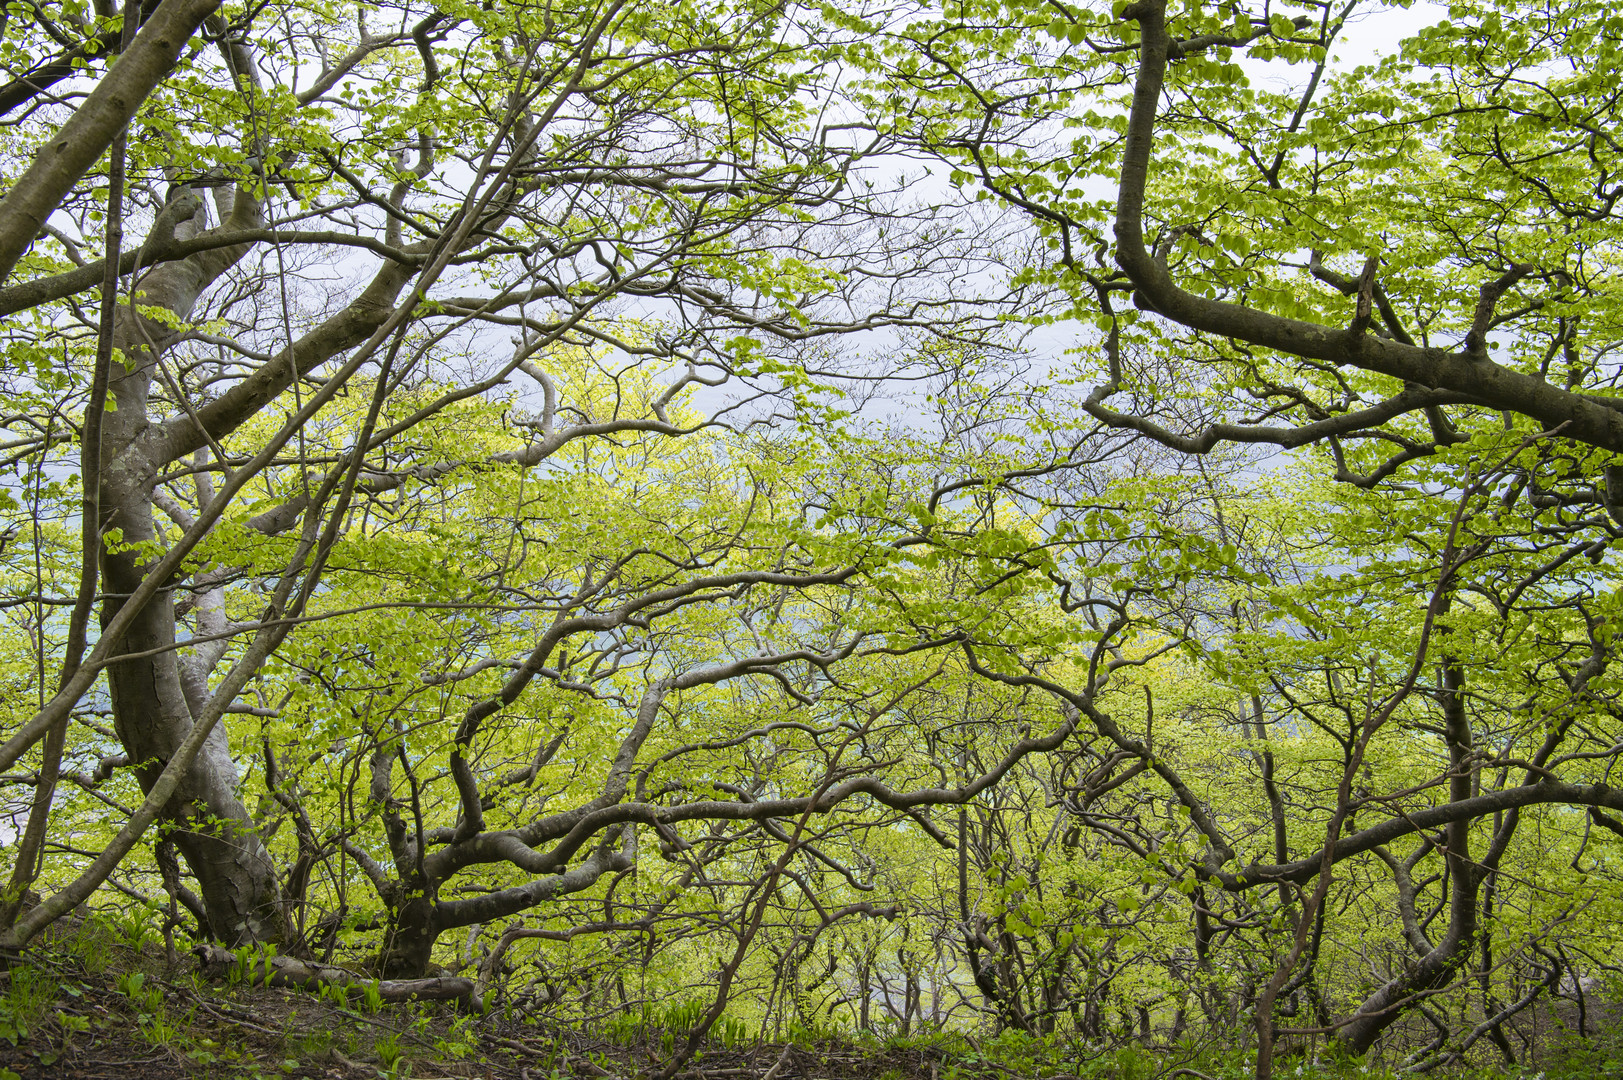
(97, 186, 287, 946)
(1332, 654, 1488, 1056)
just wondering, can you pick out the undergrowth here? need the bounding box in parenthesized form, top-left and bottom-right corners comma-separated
(0, 909, 1614, 1079)
(0, 908, 488, 1079)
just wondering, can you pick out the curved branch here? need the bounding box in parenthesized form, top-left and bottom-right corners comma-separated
(0, 0, 223, 283)
(1113, 0, 1623, 453)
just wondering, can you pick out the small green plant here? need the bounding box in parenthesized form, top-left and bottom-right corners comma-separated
(1112, 1044, 1153, 1080)
(0, 966, 58, 1046)
(297, 1028, 334, 1057)
(114, 901, 167, 953)
(660, 998, 707, 1033)
(435, 1013, 476, 1060)
(716, 1015, 749, 1049)
(604, 1003, 653, 1043)
(64, 917, 118, 974)
(141, 1014, 178, 1046)
(55, 1010, 89, 1039)
(185, 1045, 219, 1066)
(375, 1030, 404, 1072)
(117, 969, 163, 1015)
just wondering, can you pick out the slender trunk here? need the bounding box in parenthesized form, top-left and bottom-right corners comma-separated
(0, 1, 142, 929)
(1333, 655, 1481, 1055)
(1480, 865, 1516, 1064)
(97, 190, 286, 946)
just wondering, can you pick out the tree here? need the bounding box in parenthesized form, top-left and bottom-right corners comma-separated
(4, 1, 1623, 1074)
(0, 0, 1012, 959)
(857, 0, 1623, 461)
(831, 0, 1623, 1070)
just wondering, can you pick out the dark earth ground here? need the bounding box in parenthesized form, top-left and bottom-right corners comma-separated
(0, 957, 977, 1080)
(0, 983, 956, 1080)
(0, 929, 1615, 1080)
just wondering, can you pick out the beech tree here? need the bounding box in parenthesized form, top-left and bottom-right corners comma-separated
(0, 0, 1014, 960)
(837, 0, 1623, 1071)
(2, 0, 1622, 1075)
(858, 0, 1623, 461)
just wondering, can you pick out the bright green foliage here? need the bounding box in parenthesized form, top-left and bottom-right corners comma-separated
(1, 1, 1622, 1077)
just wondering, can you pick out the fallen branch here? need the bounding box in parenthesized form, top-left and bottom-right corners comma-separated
(195, 943, 479, 1008)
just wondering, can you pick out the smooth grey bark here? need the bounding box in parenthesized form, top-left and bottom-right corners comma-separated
(97, 185, 286, 944)
(0, 0, 222, 283)
(0, 225, 421, 320)
(2, 381, 372, 953)
(1112, 0, 1623, 455)
(194, 944, 476, 1003)
(89, 173, 421, 943)
(0, 0, 170, 118)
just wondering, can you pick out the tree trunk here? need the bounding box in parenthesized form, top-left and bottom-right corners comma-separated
(1332, 654, 1482, 1056)
(97, 188, 286, 946)
(378, 893, 439, 979)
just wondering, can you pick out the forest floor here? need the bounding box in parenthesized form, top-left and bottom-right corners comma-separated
(0, 961, 1012, 1080)
(0, 928, 1068, 1080)
(0, 917, 1616, 1080)
(0, 963, 981, 1080)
